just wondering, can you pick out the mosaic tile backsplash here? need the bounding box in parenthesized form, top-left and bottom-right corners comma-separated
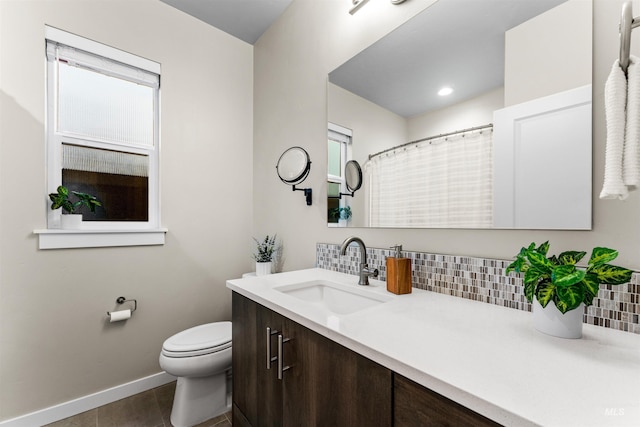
(316, 243, 640, 334)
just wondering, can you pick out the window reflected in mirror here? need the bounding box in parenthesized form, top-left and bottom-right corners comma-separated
(327, 124, 352, 226)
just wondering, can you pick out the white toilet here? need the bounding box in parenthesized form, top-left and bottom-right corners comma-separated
(159, 321, 232, 427)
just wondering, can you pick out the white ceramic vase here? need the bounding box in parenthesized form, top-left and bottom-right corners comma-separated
(60, 214, 83, 229)
(256, 261, 272, 276)
(532, 298, 584, 339)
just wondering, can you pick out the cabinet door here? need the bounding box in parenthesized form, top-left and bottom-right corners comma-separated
(232, 293, 258, 425)
(282, 318, 393, 427)
(394, 374, 501, 427)
(232, 293, 286, 427)
(256, 303, 285, 426)
(233, 293, 392, 427)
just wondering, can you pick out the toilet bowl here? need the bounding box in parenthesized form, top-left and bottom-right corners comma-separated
(159, 321, 232, 427)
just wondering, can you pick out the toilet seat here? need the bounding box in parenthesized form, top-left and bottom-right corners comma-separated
(162, 321, 231, 358)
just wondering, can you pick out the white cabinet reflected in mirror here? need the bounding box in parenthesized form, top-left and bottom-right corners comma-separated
(327, 0, 592, 229)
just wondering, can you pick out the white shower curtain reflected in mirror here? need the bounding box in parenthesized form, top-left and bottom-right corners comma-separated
(364, 129, 493, 228)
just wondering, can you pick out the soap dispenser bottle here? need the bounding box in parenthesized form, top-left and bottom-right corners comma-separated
(386, 244, 412, 295)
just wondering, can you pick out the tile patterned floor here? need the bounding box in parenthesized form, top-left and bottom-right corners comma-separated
(44, 381, 231, 427)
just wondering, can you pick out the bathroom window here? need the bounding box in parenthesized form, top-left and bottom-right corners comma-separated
(40, 26, 164, 248)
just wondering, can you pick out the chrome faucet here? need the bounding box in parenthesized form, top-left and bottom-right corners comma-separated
(340, 236, 379, 286)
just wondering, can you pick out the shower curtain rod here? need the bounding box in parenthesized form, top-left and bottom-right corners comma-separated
(367, 123, 493, 160)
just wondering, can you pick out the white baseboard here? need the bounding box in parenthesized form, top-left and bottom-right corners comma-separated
(0, 371, 176, 427)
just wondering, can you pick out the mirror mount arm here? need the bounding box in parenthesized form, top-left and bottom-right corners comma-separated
(328, 191, 356, 200)
(292, 185, 313, 206)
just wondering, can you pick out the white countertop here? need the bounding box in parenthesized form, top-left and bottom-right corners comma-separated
(226, 268, 640, 427)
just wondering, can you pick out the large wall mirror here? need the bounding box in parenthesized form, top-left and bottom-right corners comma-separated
(327, 0, 592, 229)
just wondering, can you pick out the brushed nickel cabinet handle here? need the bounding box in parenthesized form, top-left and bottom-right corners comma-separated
(277, 334, 291, 380)
(266, 327, 278, 370)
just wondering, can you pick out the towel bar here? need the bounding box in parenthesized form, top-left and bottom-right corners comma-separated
(619, 1, 640, 74)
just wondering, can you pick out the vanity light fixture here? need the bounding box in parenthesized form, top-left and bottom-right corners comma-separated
(438, 86, 454, 96)
(350, 0, 408, 15)
(349, 0, 370, 15)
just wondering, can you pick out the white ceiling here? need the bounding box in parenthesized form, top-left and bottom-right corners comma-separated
(160, 0, 293, 45)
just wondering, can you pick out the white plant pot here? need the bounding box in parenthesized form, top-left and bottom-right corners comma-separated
(60, 214, 83, 230)
(532, 298, 584, 339)
(256, 261, 272, 276)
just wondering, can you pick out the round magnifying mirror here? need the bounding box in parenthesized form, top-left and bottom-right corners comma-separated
(276, 147, 311, 185)
(345, 160, 363, 193)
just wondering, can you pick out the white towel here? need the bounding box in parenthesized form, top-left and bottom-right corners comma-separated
(600, 59, 629, 199)
(624, 55, 640, 188)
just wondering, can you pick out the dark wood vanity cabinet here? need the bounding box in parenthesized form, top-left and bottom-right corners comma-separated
(232, 292, 392, 426)
(394, 374, 501, 427)
(232, 292, 501, 427)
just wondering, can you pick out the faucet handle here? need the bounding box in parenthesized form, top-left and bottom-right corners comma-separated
(390, 244, 403, 258)
(360, 266, 379, 285)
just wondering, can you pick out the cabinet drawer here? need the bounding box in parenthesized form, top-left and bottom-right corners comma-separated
(394, 374, 501, 427)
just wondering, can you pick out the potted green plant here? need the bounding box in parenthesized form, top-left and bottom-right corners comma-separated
(253, 234, 277, 276)
(329, 206, 352, 226)
(339, 206, 351, 220)
(507, 241, 633, 338)
(49, 185, 102, 229)
(329, 207, 340, 222)
(338, 206, 352, 225)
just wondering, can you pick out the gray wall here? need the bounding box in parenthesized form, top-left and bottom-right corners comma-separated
(0, 0, 253, 420)
(254, 0, 640, 273)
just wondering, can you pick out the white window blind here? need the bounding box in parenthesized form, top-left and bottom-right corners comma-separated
(47, 42, 156, 147)
(365, 128, 493, 228)
(328, 128, 351, 144)
(62, 144, 149, 177)
(45, 42, 159, 87)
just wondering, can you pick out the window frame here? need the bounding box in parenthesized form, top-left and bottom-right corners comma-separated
(36, 26, 166, 249)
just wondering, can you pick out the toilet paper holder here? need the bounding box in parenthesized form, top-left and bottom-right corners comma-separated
(107, 296, 137, 316)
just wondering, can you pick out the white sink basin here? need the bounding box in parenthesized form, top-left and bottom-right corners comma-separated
(275, 280, 392, 315)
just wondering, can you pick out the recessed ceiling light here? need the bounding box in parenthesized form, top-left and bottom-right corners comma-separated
(438, 87, 454, 96)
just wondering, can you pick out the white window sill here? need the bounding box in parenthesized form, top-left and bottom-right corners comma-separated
(33, 228, 168, 249)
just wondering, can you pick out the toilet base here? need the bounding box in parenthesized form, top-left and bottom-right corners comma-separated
(170, 371, 231, 427)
